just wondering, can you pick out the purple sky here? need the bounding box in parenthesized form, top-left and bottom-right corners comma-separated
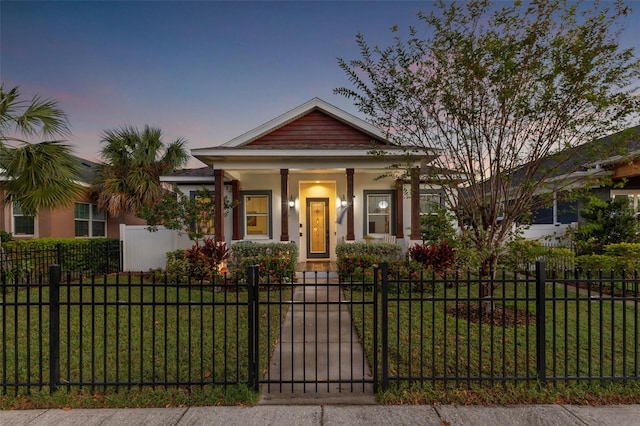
(2, 1, 639, 168)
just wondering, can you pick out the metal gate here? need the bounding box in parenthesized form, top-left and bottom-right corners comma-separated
(247, 266, 377, 397)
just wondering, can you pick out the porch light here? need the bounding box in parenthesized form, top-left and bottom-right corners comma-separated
(378, 200, 389, 209)
(340, 195, 348, 207)
(288, 195, 295, 208)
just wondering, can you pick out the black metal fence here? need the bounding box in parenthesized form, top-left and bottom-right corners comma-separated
(376, 261, 639, 389)
(0, 240, 121, 282)
(1, 262, 638, 396)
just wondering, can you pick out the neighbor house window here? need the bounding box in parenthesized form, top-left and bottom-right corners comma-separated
(243, 191, 271, 238)
(612, 191, 640, 214)
(531, 194, 578, 225)
(364, 191, 393, 235)
(75, 203, 106, 237)
(190, 191, 214, 235)
(12, 203, 34, 236)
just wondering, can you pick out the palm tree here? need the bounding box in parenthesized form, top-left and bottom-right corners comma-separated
(0, 84, 83, 215)
(93, 125, 189, 217)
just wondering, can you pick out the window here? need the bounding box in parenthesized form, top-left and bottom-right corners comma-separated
(75, 203, 106, 237)
(13, 203, 34, 236)
(242, 191, 271, 238)
(530, 194, 578, 225)
(190, 191, 214, 235)
(612, 191, 640, 213)
(364, 191, 393, 235)
(419, 191, 443, 215)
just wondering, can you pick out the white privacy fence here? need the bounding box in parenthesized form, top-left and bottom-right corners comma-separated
(119, 224, 192, 271)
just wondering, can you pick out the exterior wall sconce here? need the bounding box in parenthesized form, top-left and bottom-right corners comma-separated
(288, 195, 295, 208)
(340, 195, 348, 207)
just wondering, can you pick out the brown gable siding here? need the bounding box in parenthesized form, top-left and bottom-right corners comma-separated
(247, 110, 386, 147)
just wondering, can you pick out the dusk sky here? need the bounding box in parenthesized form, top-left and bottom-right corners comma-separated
(2, 1, 640, 168)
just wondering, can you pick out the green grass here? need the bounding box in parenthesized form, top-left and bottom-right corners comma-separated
(346, 279, 640, 403)
(0, 281, 290, 408)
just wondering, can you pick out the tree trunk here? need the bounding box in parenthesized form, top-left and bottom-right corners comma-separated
(479, 254, 497, 315)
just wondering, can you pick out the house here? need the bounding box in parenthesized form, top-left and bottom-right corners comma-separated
(0, 156, 144, 240)
(518, 125, 640, 243)
(161, 98, 450, 263)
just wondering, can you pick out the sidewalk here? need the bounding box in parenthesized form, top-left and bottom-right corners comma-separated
(2, 404, 640, 425)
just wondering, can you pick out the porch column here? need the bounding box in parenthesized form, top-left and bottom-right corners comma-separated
(280, 169, 290, 241)
(395, 178, 404, 239)
(214, 169, 225, 242)
(410, 168, 421, 240)
(346, 168, 355, 241)
(231, 180, 241, 240)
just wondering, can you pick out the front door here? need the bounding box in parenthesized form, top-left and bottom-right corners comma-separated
(306, 197, 329, 259)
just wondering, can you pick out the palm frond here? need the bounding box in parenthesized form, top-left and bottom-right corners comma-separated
(3, 141, 83, 215)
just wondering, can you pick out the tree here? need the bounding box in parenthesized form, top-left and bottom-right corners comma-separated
(139, 187, 218, 244)
(571, 195, 640, 255)
(336, 0, 640, 285)
(0, 84, 83, 215)
(93, 125, 189, 217)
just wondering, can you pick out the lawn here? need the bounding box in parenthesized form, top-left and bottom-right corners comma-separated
(346, 276, 640, 403)
(0, 278, 290, 408)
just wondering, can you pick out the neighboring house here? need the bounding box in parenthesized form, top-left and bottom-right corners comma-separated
(161, 97, 449, 263)
(0, 156, 144, 240)
(518, 125, 640, 243)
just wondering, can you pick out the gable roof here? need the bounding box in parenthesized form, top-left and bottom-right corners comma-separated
(191, 98, 436, 172)
(505, 125, 640, 192)
(218, 97, 389, 148)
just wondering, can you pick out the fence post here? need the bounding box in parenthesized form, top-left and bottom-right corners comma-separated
(535, 260, 546, 385)
(381, 262, 389, 391)
(373, 264, 379, 393)
(56, 243, 62, 268)
(247, 265, 259, 392)
(49, 264, 61, 393)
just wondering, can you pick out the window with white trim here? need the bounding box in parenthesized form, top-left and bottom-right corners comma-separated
(243, 192, 271, 238)
(364, 191, 393, 235)
(419, 191, 443, 215)
(12, 203, 34, 236)
(75, 203, 106, 237)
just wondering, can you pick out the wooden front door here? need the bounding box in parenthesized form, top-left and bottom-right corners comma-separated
(306, 198, 329, 259)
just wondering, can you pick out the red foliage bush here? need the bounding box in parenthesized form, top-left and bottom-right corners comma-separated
(408, 241, 456, 272)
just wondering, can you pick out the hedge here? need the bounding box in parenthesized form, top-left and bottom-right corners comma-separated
(228, 241, 298, 283)
(1, 238, 120, 280)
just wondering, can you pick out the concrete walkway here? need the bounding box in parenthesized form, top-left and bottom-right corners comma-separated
(3, 404, 640, 425)
(259, 283, 375, 405)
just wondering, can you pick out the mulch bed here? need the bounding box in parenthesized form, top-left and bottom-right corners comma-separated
(445, 302, 536, 327)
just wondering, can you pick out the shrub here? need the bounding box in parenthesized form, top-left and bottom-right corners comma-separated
(603, 242, 640, 259)
(338, 254, 379, 282)
(408, 241, 456, 272)
(500, 239, 546, 271)
(335, 241, 403, 277)
(184, 238, 229, 281)
(575, 254, 618, 273)
(165, 250, 191, 279)
(543, 247, 575, 272)
(419, 207, 458, 245)
(229, 241, 298, 283)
